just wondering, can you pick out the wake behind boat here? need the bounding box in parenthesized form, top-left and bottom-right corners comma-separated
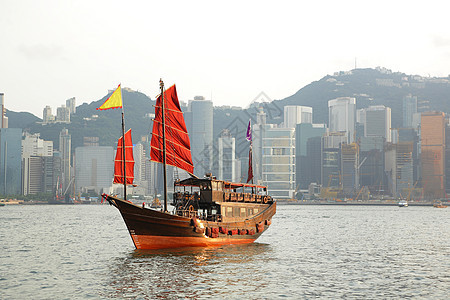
(100, 80, 276, 250)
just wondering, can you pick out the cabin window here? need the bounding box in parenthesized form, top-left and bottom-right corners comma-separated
(233, 207, 240, 217)
(254, 208, 259, 214)
(226, 206, 233, 217)
(247, 208, 253, 216)
(240, 207, 246, 217)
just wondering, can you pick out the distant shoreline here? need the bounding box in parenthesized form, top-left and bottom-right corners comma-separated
(277, 200, 447, 206)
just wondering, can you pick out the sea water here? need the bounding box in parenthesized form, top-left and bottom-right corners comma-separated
(0, 204, 449, 299)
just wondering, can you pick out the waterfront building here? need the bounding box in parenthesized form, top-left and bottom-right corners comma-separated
(359, 136, 386, 194)
(385, 142, 414, 197)
(21, 133, 53, 195)
(0, 128, 22, 195)
(398, 128, 420, 183)
(328, 97, 356, 143)
(403, 94, 418, 128)
(283, 106, 312, 128)
(74, 146, 114, 194)
(260, 125, 295, 200)
(364, 105, 392, 142)
(218, 130, 237, 182)
(185, 96, 213, 177)
(421, 112, 445, 199)
(305, 136, 322, 187)
(59, 128, 71, 194)
(340, 143, 359, 195)
(321, 131, 346, 188)
(445, 122, 450, 196)
(295, 123, 326, 189)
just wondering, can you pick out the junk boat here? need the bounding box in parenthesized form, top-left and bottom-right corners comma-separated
(100, 80, 276, 249)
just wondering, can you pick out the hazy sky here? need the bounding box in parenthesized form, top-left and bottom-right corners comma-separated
(1, 0, 450, 117)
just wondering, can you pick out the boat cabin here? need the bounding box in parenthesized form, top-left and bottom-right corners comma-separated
(172, 177, 273, 222)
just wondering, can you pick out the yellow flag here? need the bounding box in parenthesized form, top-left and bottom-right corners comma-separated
(97, 84, 122, 110)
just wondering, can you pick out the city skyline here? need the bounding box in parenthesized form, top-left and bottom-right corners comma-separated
(2, 1, 450, 117)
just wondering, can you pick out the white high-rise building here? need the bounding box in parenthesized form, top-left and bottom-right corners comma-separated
(133, 142, 146, 184)
(283, 105, 312, 128)
(328, 97, 356, 143)
(253, 111, 295, 200)
(22, 133, 54, 157)
(218, 130, 236, 182)
(59, 128, 71, 193)
(21, 133, 54, 195)
(364, 105, 392, 142)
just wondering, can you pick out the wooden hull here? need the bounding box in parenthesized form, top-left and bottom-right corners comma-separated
(106, 195, 276, 250)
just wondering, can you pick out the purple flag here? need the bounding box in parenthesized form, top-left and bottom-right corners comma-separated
(246, 120, 252, 142)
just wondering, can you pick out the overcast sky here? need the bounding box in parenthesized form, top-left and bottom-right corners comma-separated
(1, 0, 450, 117)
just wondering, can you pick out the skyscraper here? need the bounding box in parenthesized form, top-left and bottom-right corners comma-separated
(22, 133, 53, 195)
(186, 96, 213, 177)
(328, 97, 356, 143)
(421, 112, 445, 199)
(261, 125, 295, 200)
(284, 105, 312, 128)
(295, 123, 326, 189)
(59, 128, 71, 193)
(403, 95, 418, 128)
(0, 128, 22, 195)
(340, 143, 359, 195)
(364, 105, 392, 142)
(321, 131, 347, 189)
(218, 130, 236, 182)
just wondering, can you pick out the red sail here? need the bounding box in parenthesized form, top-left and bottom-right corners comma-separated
(114, 129, 135, 185)
(150, 84, 194, 174)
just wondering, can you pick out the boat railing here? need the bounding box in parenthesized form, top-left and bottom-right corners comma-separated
(175, 190, 272, 204)
(224, 192, 269, 203)
(176, 208, 197, 218)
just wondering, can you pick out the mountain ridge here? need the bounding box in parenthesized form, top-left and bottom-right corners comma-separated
(5, 67, 450, 153)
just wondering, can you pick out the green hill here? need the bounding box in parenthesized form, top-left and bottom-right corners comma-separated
(26, 89, 155, 150)
(6, 67, 450, 155)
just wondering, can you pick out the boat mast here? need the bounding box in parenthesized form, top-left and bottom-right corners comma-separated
(160, 79, 168, 212)
(121, 110, 127, 201)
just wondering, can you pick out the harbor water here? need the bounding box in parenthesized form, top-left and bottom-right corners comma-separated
(0, 204, 449, 299)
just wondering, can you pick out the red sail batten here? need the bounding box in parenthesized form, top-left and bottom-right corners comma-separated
(150, 84, 194, 174)
(114, 129, 135, 185)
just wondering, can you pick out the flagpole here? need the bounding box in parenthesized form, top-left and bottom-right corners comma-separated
(160, 79, 168, 212)
(120, 85, 127, 201)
